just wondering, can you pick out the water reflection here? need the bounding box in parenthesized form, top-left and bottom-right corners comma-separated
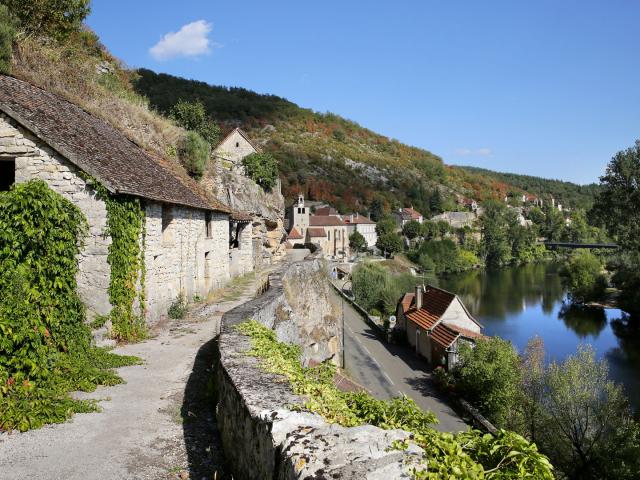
(558, 304, 607, 338)
(437, 263, 640, 410)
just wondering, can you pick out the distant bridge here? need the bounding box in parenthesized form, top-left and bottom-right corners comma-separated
(542, 242, 619, 250)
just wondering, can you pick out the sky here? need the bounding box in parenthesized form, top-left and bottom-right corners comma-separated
(87, 0, 640, 184)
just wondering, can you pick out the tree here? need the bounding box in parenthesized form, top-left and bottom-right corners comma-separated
(177, 132, 209, 180)
(348, 231, 367, 253)
(454, 337, 523, 428)
(369, 198, 384, 222)
(242, 152, 278, 190)
(480, 200, 514, 268)
(539, 346, 640, 480)
(375, 215, 396, 237)
(351, 262, 388, 311)
(2, 0, 90, 40)
(520, 336, 546, 442)
(560, 251, 607, 303)
(376, 232, 403, 256)
(402, 220, 421, 240)
(0, 5, 15, 75)
(170, 100, 221, 146)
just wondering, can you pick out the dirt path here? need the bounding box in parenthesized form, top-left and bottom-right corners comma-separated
(0, 275, 263, 480)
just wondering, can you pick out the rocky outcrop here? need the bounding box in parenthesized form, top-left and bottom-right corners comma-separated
(215, 259, 424, 479)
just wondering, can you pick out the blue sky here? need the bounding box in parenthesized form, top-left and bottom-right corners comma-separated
(87, 1, 640, 184)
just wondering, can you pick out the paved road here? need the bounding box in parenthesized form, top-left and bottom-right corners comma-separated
(330, 289, 468, 432)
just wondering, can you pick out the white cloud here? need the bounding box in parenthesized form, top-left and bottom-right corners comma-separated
(150, 20, 215, 61)
(454, 147, 493, 157)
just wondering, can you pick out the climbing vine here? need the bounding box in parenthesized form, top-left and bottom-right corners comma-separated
(81, 174, 147, 341)
(0, 180, 140, 432)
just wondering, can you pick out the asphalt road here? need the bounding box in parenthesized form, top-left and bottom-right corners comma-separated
(331, 289, 468, 433)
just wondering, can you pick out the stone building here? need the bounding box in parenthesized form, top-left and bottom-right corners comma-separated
(394, 206, 424, 228)
(287, 193, 310, 238)
(308, 215, 349, 258)
(344, 213, 377, 248)
(0, 75, 244, 323)
(396, 284, 483, 368)
(212, 127, 259, 174)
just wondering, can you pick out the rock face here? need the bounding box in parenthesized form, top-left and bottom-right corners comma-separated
(215, 259, 424, 479)
(204, 162, 287, 270)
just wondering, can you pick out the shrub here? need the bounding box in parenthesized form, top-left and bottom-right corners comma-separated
(177, 131, 210, 180)
(348, 230, 367, 252)
(402, 220, 421, 240)
(376, 232, 403, 255)
(0, 4, 15, 74)
(560, 250, 607, 303)
(170, 99, 220, 146)
(168, 294, 187, 319)
(2, 0, 91, 41)
(242, 152, 279, 190)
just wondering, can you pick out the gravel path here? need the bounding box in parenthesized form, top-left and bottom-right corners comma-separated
(0, 284, 259, 480)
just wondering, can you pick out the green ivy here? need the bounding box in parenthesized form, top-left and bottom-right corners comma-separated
(81, 175, 147, 341)
(236, 320, 554, 479)
(0, 180, 140, 432)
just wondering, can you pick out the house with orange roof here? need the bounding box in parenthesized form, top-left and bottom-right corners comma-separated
(307, 214, 349, 257)
(396, 284, 484, 368)
(344, 213, 377, 248)
(394, 206, 424, 228)
(286, 227, 305, 247)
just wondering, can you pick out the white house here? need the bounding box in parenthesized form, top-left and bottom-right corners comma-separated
(394, 206, 424, 228)
(212, 127, 259, 174)
(396, 284, 484, 368)
(344, 213, 377, 248)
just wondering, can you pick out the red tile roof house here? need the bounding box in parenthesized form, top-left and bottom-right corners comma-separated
(0, 74, 249, 326)
(307, 215, 349, 258)
(394, 206, 424, 228)
(396, 284, 484, 369)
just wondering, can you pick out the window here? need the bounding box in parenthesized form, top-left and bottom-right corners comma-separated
(328, 231, 331, 241)
(0, 159, 15, 191)
(205, 211, 212, 238)
(297, 208, 301, 214)
(302, 208, 305, 213)
(235, 142, 240, 148)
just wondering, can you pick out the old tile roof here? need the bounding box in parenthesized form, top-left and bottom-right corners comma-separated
(310, 215, 345, 226)
(287, 227, 303, 240)
(230, 210, 253, 222)
(314, 206, 338, 216)
(307, 227, 327, 237)
(448, 324, 484, 340)
(401, 207, 423, 220)
(430, 323, 459, 349)
(0, 75, 231, 213)
(345, 214, 376, 225)
(402, 285, 456, 330)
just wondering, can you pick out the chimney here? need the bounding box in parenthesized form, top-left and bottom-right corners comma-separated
(415, 285, 423, 310)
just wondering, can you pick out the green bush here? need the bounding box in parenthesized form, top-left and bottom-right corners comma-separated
(242, 152, 279, 190)
(177, 131, 210, 180)
(170, 99, 221, 146)
(1, 0, 90, 41)
(560, 250, 607, 303)
(348, 230, 367, 252)
(0, 180, 139, 431)
(0, 4, 15, 74)
(376, 232, 403, 255)
(168, 294, 187, 319)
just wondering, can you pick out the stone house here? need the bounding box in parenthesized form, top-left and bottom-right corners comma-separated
(0, 75, 246, 323)
(459, 197, 478, 212)
(308, 215, 349, 258)
(394, 206, 423, 228)
(212, 127, 259, 174)
(430, 211, 477, 229)
(285, 227, 305, 248)
(344, 213, 377, 248)
(396, 284, 483, 368)
(287, 193, 310, 238)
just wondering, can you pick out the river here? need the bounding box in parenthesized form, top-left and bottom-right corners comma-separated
(436, 262, 640, 410)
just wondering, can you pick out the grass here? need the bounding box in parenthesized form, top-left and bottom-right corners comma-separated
(206, 272, 257, 303)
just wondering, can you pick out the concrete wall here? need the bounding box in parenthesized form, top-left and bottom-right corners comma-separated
(1, 114, 112, 319)
(215, 260, 424, 479)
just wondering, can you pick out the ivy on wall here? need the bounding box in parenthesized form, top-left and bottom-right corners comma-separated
(0, 180, 139, 432)
(81, 175, 147, 341)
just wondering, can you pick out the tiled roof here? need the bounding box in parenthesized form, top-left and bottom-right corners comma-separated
(307, 227, 326, 237)
(430, 323, 459, 349)
(287, 227, 303, 240)
(402, 207, 422, 220)
(314, 207, 338, 216)
(345, 214, 376, 225)
(447, 324, 484, 340)
(0, 75, 231, 213)
(401, 292, 415, 312)
(403, 285, 456, 330)
(310, 215, 345, 226)
(231, 210, 253, 222)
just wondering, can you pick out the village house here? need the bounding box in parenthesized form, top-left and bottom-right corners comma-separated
(285, 227, 305, 247)
(0, 75, 251, 323)
(344, 213, 377, 248)
(394, 206, 424, 228)
(396, 284, 483, 368)
(212, 127, 260, 174)
(459, 197, 478, 212)
(307, 215, 349, 258)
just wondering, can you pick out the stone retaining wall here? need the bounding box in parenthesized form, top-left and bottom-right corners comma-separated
(215, 259, 424, 479)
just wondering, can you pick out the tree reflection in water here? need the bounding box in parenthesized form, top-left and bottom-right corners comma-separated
(558, 303, 607, 337)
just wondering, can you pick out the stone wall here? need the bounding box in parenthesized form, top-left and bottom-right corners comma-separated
(1, 114, 112, 319)
(215, 259, 424, 479)
(144, 204, 229, 320)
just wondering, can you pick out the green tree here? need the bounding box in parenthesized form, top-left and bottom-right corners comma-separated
(242, 152, 278, 190)
(420, 220, 438, 240)
(2, 0, 90, 40)
(369, 198, 384, 222)
(560, 250, 607, 303)
(376, 232, 403, 256)
(539, 346, 640, 480)
(169, 99, 221, 146)
(520, 336, 546, 442)
(0, 4, 15, 74)
(480, 200, 514, 268)
(351, 262, 388, 311)
(401, 219, 421, 240)
(348, 230, 367, 253)
(375, 215, 396, 237)
(454, 337, 523, 428)
(177, 131, 210, 180)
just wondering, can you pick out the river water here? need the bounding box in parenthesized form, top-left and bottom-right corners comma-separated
(436, 262, 640, 410)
